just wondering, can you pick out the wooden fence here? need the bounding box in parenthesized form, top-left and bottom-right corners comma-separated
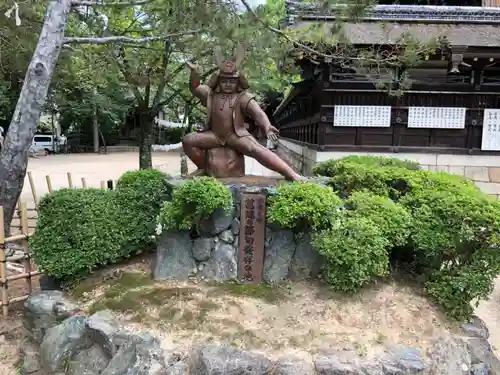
(0, 172, 116, 317)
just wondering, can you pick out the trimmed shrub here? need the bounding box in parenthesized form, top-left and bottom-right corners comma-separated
(401, 186, 500, 319)
(158, 177, 233, 231)
(267, 182, 343, 230)
(345, 190, 412, 247)
(313, 155, 421, 177)
(115, 169, 171, 249)
(30, 189, 124, 280)
(313, 217, 390, 293)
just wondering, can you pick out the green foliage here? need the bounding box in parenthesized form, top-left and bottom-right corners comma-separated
(30, 170, 172, 280)
(309, 155, 500, 320)
(267, 182, 343, 230)
(30, 189, 124, 280)
(345, 190, 412, 247)
(313, 217, 390, 293)
(158, 177, 233, 231)
(115, 170, 171, 249)
(401, 185, 500, 320)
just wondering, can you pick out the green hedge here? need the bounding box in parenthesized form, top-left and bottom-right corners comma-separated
(30, 170, 171, 280)
(268, 155, 500, 320)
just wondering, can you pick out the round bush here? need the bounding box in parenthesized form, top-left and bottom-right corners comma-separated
(345, 190, 412, 247)
(313, 155, 421, 177)
(115, 169, 171, 248)
(158, 177, 233, 231)
(30, 189, 124, 280)
(267, 182, 343, 230)
(312, 216, 390, 293)
(401, 186, 500, 319)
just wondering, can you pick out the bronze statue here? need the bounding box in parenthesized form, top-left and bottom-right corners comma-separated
(182, 44, 302, 181)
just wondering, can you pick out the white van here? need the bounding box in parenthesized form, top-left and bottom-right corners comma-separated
(31, 134, 57, 154)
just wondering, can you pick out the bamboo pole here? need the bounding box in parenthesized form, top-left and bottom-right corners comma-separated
(81, 177, 87, 189)
(67, 172, 73, 188)
(46, 175, 53, 193)
(0, 207, 8, 318)
(27, 172, 38, 207)
(20, 202, 32, 295)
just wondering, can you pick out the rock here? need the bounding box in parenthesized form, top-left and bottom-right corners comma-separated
(100, 340, 167, 375)
(315, 355, 362, 375)
(231, 218, 240, 235)
(153, 231, 196, 281)
(274, 357, 315, 375)
(67, 344, 109, 375)
(24, 291, 80, 344)
(462, 315, 489, 339)
(188, 344, 273, 374)
(165, 177, 188, 189)
(192, 238, 214, 262)
(426, 339, 468, 375)
(198, 207, 235, 237)
(463, 336, 500, 375)
(219, 230, 234, 243)
(39, 316, 88, 373)
(204, 147, 245, 179)
(201, 242, 237, 281)
(39, 274, 63, 291)
(84, 310, 120, 357)
(289, 231, 324, 279)
(471, 362, 489, 375)
(166, 361, 188, 375)
(263, 226, 295, 282)
(19, 338, 41, 375)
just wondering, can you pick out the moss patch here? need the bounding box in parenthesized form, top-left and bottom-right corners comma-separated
(71, 271, 153, 299)
(208, 282, 286, 304)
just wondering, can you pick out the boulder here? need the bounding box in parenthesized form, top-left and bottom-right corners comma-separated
(153, 231, 196, 281)
(192, 237, 214, 262)
(198, 207, 235, 237)
(24, 291, 80, 344)
(289, 231, 324, 279)
(201, 241, 238, 281)
(263, 226, 295, 282)
(205, 147, 245, 179)
(274, 356, 315, 375)
(188, 345, 273, 374)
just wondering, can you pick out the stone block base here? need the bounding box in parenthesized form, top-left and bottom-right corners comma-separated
(205, 147, 245, 178)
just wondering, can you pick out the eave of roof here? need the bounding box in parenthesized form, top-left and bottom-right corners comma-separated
(285, 3, 500, 25)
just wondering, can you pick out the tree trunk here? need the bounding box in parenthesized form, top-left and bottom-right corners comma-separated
(0, 0, 72, 236)
(139, 112, 154, 169)
(93, 107, 99, 153)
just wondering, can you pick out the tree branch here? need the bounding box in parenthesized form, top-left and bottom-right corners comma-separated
(71, 0, 152, 6)
(62, 30, 201, 45)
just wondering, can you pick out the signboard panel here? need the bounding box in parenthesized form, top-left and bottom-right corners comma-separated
(238, 193, 266, 282)
(482, 109, 500, 151)
(334, 105, 392, 128)
(407, 107, 466, 129)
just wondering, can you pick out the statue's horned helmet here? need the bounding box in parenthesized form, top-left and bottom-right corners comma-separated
(206, 43, 249, 91)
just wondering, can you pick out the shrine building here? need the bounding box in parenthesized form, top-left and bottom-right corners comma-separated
(273, 1, 500, 198)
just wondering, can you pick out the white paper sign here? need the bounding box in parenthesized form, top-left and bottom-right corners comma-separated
(334, 105, 392, 128)
(407, 107, 466, 129)
(481, 109, 500, 151)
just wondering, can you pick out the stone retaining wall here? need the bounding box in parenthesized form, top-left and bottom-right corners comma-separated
(18, 291, 500, 375)
(153, 180, 324, 283)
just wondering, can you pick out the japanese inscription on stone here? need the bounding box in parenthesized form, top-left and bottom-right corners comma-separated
(238, 193, 266, 282)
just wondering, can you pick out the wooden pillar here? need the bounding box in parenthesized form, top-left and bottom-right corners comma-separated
(483, 0, 500, 6)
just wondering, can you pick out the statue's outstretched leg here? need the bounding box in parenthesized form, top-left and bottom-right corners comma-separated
(228, 135, 303, 181)
(182, 131, 220, 175)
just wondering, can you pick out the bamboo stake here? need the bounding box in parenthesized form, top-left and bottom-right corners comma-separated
(100, 181, 105, 189)
(20, 202, 32, 295)
(0, 207, 8, 318)
(46, 175, 53, 193)
(17, 201, 22, 233)
(27, 172, 38, 207)
(67, 172, 73, 188)
(81, 177, 87, 189)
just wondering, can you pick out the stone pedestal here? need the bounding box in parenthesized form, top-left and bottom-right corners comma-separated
(205, 147, 245, 178)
